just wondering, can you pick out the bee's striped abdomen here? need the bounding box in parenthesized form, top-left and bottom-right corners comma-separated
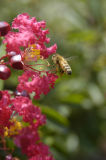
(52, 54, 72, 75)
(60, 60, 72, 75)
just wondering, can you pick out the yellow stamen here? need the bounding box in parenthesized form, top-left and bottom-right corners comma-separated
(24, 44, 40, 62)
(4, 118, 22, 137)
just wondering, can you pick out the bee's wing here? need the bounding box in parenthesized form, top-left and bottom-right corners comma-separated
(65, 56, 78, 61)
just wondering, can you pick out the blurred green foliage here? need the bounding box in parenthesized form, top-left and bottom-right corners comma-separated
(0, 0, 106, 160)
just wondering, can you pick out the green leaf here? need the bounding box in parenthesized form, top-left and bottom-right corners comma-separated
(0, 79, 4, 90)
(40, 105, 69, 126)
(0, 43, 6, 58)
(6, 138, 15, 150)
(67, 30, 99, 44)
(60, 93, 85, 104)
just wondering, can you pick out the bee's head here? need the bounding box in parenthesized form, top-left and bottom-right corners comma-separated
(52, 54, 58, 63)
(52, 53, 59, 63)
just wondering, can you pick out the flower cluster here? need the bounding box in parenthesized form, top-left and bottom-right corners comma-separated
(3, 13, 57, 58)
(17, 71, 57, 99)
(0, 13, 58, 159)
(0, 13, 58, 99)
(0, 91, 12, 135)
(0, 90, 54, 160)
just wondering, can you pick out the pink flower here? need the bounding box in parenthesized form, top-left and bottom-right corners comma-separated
(14, 126, 54, 159)
(17, 71, 58, 99)
(3, 13, 57, 58)
(0, 91, 12, 135)
(12, 96, 46, 126)
(26, 143, 54, 159)
(14, 126, 40, 149)
(0, 13, 57, 160)
(0, 91, 11, 107)
(3, 13, 58, 100)
(0, 106, 12, 135)
(29, 155, 54, 160)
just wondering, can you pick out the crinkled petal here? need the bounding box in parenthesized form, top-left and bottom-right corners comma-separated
(17, 71, 58, 99)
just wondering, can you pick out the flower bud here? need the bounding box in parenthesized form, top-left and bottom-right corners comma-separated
(10, 54, 24, 70)
(0, 64, 11, 80)
(8, 51, 17, 58)
(0, 21, 10, 36)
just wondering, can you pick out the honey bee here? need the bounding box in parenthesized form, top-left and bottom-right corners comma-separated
(52, 54, 72, 75)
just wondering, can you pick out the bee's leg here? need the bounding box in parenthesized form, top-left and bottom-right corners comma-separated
(45, 59, 50, 67)
(60, 70, 64, 74)
(52, 64, 59, 74)
(56, 65, 59, 72)
(59, 69, 64, 76)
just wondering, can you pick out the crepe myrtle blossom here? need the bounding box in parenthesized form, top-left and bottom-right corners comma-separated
(1, 13, 58, 99)
(0, 91, 54, 160)
(0, 91, 46, 135)
(0, 13, 57, 159)
(17, 70, 58, 99)
(12, 96, 46, 126)
(3, 13, 57, 58)
(0, 91, 12, 135)
(14, 126, 54, 160)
